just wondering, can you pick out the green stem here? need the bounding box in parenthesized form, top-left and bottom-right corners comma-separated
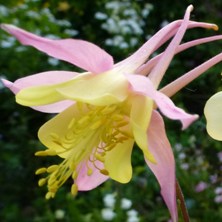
(176, 180, 190, 222)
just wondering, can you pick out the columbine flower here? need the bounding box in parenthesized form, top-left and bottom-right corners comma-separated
(204, 92, 222, 140)
(2, 5, 222, 222)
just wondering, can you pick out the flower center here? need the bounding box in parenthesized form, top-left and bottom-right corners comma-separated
(35, 102, 132, 199)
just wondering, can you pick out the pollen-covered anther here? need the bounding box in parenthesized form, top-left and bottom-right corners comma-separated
(112, 113, 124, 121)
(105, 144, 116, 151)
(71, 184, 78, 196)
(101, 105, 117, 115)
(90, 120, 103, 130)
(95, 153, 105, 162)
(100, 169, 109, 175)
(72, 171, 78, 179)
(69, 161, 76, 171)
(87, 167, 93, 176)
(78, 115, 90, 125)
(38, 178, 47, 186)
(48, 175, 57, 186)
(35, 167, 47, 175)
(45, 191, 55, 199)
(47, 165, 59, 173)
(116, 120, 128, 128)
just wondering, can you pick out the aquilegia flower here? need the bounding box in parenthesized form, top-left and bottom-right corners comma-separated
(204, 92, 222, 140)
(2, 5, 222, 222)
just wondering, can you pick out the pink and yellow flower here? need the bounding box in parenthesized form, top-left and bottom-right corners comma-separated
(2, 5, 222, 222)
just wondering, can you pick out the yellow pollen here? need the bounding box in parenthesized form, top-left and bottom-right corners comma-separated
(116, 121, 128, 128)
(35, 167, 47, 175)
(87, 168, 93, 176)
(71, 184, 78, 196)
(69, 162, 76, 171)
(95, 153, 105, 162)
(101, 106, 116, 114)
(90, 120, 103, 130)
(72, 171, 78, 179)
(38, 178, 47, 186)
(112, 114, 124, 121)
(78, 115, 90, 124)
(47, 165, 59, 173)
(45, 191, 55, 199)
(48, 176, 57, 186)
(100, 169, 109, 175)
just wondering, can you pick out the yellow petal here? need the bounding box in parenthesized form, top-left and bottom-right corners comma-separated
(104, 138, 134, 183)
(15, 71, 87, 106)
(130, 95, 156, 163)
(204, 92, 222, 140)
(16, 83, 65, 106)
(57, 70, 129, 106)
(16, 71, 128, 107)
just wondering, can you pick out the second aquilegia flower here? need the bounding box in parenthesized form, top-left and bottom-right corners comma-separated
(2, 5, 222, 222)
(204, 92, 222, 140)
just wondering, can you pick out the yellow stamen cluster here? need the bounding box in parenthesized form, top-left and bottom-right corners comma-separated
(35, 102, 132, 199)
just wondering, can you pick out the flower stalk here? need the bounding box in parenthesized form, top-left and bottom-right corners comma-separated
(176, 180, 190, 222)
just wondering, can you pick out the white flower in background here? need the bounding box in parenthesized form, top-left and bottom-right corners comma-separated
(174, 143, 183, 152)
(180, 163, 189, 170)
(214, 195, 222, 203)
(0, 2, 78, 52)
(103, 193, 116, 208)
(101, 208, 116, 221)
(178, 152, 186, 160)
(0, 5, 9, 16)
(95, 12, 108, 20)
(1, 36, 16, 48)
(215, 187, 222, 195)
(64, 29, 79, 36)
(95, 1, 153, 49)
(48, 58, 60, 66)
(127, 216, 140, 222)
(127, 209, 140, 222)
(160, 20, 170, 28)
(55, 209, 65, 220)
(121, 198, 132, 210)
(26, 10, 40, 19)
(127, 209, 138, 217)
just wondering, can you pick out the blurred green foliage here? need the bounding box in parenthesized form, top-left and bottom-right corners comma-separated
(1, 0, 222, 221)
